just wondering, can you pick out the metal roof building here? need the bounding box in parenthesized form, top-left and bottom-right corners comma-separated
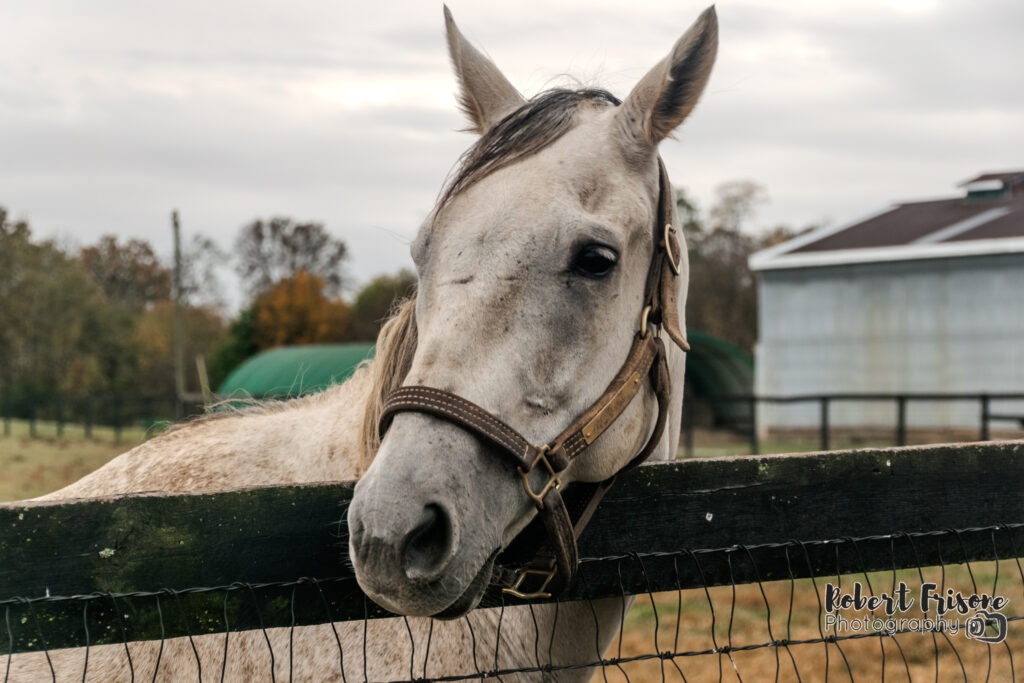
(749, 170, 1024, 431)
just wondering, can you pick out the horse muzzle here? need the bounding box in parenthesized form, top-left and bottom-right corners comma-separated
(347, 413, 517, 617)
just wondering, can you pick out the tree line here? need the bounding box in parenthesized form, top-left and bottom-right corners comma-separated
(0, 208, 414, 401)
(0, 181, 809, 403)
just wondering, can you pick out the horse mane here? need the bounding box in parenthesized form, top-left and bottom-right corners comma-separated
(359, 297, 418, 472)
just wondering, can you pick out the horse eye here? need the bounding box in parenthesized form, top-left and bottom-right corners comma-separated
(572, 244, 618, 278)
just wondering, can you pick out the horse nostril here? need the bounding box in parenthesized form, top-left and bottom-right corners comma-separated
(402, 503, 454, 581)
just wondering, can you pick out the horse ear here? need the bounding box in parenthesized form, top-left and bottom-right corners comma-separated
(444, 6, 526, 134)
(615, 6, 718, 153)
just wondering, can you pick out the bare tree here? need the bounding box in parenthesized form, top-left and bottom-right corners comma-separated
(79, 235, 171, 311)
(180, 234, 228, 310)
(682, 182, 811, 353)
(234, 218, 348, 298)
(708, 180, 769, 233)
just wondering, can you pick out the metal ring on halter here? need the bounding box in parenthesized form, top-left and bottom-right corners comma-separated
(639, 305, 652, 339)
(663, 223, 680, 276)
(517, 445, 560, 510)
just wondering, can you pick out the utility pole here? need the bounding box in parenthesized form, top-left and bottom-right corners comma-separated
(172, 210, 185, 419)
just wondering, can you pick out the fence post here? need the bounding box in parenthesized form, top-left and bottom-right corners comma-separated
(114, 396, 123, 445)
(56, 395, 64, 439)
(896, 396, 907, 447)
(2, 393, 9, 437)
(85, 397, 94, 439)
(819, 397, 830, 451)
(749, 397, 759, 455)
(683, 405, 694, 458)
(29, 400, 37, 438)
(980, 394, 990, 441)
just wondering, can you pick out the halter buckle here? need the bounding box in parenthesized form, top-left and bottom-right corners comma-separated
(517, 445, 560, 510)
(662, 223, 680, 276)
(502, 566, 557, 600)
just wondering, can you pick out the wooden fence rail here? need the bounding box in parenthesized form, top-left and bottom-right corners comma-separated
(2, 440, 1023, 654)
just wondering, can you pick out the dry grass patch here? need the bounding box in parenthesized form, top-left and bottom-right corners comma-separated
(0, 419, 149, 501)
(610, 564, 1023, 681)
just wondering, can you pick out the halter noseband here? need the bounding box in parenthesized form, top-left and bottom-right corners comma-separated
(378, 159, 689, 601)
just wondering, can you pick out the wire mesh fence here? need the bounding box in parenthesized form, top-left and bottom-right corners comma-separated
(3, 441, 1024, 681)
(593, 531, 1024, 682)
(4, 530, 1023, 681)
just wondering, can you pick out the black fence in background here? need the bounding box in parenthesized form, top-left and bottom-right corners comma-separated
(0, 393, 207, 443)
(684, 392, 1024, 456)
(6, 391, 1024, 453)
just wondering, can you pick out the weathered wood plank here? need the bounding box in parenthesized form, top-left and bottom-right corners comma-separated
(2, 441, 1023, 653)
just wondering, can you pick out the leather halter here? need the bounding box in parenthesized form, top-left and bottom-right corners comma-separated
(378, 159, 689, 601)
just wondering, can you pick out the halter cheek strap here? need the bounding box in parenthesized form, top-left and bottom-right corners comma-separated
(377, 159, 687, 600)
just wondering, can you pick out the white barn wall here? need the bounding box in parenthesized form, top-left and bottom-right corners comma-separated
(755, 253, 1024, 431)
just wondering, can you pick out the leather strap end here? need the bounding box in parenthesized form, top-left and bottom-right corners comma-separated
(538, 487, 579, 592)
(546, 445, 570, 472)
(658, 263, 690, 352)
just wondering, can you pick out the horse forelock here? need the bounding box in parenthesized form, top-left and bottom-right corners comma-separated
(436, 88, 621, 216)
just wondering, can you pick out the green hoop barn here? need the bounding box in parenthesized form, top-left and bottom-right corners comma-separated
(217, 335, 752, 425)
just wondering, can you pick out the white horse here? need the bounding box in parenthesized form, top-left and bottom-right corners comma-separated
(9, 7, 716, 681)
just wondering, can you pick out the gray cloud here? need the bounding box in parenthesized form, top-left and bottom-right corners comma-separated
(1, 0, 1021, 304)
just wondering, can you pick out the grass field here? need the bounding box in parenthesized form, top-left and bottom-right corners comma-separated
(0, 418, 151, 501)
(0, 420, 887, 502)
(2, 420, 1019, 679)
(683, 427, 895, 459)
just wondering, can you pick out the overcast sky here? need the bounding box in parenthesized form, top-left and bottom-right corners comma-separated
(2, 0, 1021, 300)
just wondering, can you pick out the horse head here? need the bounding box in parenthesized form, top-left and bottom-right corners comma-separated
(348, 6, 717, 618)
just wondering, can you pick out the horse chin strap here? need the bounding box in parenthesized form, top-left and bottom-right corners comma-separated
(377, 159, 688, 601)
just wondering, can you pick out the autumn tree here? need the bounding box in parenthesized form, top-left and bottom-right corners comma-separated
(79, 235, 172, 311)
(0, 209, 124, 396)
(235, 218, 349, 298)
(77, 232, 230, 394)
(252, 270, 351, 348)
(0, 209, 31, 388)
(348, 269, 417, 341)
(0, 211, 230, 401)
(133, 302, 227, 393)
